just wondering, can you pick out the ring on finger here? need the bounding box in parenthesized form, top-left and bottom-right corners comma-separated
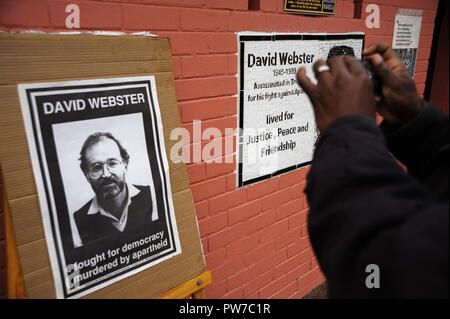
(317, 65, 331, 73)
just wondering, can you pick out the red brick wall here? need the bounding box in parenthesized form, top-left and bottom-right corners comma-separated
(0, 0, 439, 299)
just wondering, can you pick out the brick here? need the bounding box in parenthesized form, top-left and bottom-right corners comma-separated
(222, 287, 244, 299)
(183, 135, 236, 164)
(205, 279, 226, 299)
(228, 11, 267, 31)
(261, 188, 291, 211)
(259, 274, 288, 299)
(298, 267, 325, 290)
(226, 265, 257, 292)
(244, 208, 276, 235)
(205, 155, 236, 179)
(227, 232, 259, 256)
(201, 135, 236, 162)
(273, 255, 300, 280)
(287, 260, 311, 283)
(181, 96, 237, 122)
(260, 0, 277, 12)
(275, 226, 302, 250)
(299, 247, 314, 264)
(244, 241, 275, 266)
(195, 200, 209, 219)
(226, 173, 237, 191)
(246, 179, 278, 201)
(311, 257, 319, 269)
(278, 167, 308, 189)
(288, 208, 308, 230)
(224, 254, 245, 276)
(205, 33, 238, 54)
(256, 247, 288, 275)
(287, 236, 311, 257)
(335, 0, 354, 19)
(0, 0, 49, 27)
(266, 13, 301, 32)
(301, 224, 309, 238)
(210, 263, 229, 283)
(190, 175, 227, 202)
(182, 116, 237, 140)
(187, 163, 206, 184)
(259, 218, 289, 243)
(138, 0, 203, 7)
(245, 291, 259, 299)
(123, 4, 180, 31)
(198, 211, 227, 237)
(181, 8, 229, 31)
(162, 32, 209, 55)
(205, 0, 248, 11)
(270, 281, 297, 299)
(415, 60, 429, 73)
(175, 76, 237, 101)
(228, 54, 238, 74)
(414, 72, 427, 84)
(209, 222, 246, 251)
(228, 199, 262, 225)
(243, 269, 273, 297)
(290, 182, 306, 199)
(49, 1, 121, 29)
(181, 54, 231, 78)
(205, 248, 226, 269)
(209, 188, 246, 214)
(277, 197, 304, 220)
(420, 23, 435, 36)
(172, 57, 183, 79)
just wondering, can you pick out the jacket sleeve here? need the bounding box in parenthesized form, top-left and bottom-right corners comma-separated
(305, 115, 449, 298)
(380, 102, 449, 200)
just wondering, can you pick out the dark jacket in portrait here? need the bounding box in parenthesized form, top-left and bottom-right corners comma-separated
(74, 184, 155, 247)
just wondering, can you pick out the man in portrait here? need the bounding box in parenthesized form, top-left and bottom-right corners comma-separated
(73, 132, 156, 247)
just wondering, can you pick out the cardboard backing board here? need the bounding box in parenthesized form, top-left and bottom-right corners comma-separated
(0, 33, 205, 298)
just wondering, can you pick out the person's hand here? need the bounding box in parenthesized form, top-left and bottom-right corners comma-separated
(296, 55, 377, 132)
(363, 43, 424, 126)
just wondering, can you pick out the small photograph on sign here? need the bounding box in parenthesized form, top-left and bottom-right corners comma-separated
(18, 76, 181, 298)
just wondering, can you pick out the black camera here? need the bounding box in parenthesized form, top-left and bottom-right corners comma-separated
(327, 46, 382, 96)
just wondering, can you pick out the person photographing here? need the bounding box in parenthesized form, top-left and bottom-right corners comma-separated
(296, 43, 448, 298)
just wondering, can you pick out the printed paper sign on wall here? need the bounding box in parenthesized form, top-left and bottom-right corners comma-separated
(238, 33, 365, 187)
(284, 0, 336, 16)
(392, 9, 423, 77)
(18, 76, 181, 298)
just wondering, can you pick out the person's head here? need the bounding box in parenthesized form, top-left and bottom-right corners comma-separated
(327, 45, 356, 61)
(79, 132, 130, 201)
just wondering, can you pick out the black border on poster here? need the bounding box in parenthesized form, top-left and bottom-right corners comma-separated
(24, 80, 178, 298)
(237, 33, 365, 188)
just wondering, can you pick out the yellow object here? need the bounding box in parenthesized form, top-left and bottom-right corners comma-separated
(4, 187, 27, 299)
(157, 270, 212, 299)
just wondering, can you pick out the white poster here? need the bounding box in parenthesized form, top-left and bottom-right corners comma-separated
(238, 33, 365, 187)
(18, 76, 181, 298)
(392, 10, 423, 77)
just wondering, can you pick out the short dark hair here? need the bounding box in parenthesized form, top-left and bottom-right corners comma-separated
(79, 132, 130, 173)
(327, 45, 356, 61)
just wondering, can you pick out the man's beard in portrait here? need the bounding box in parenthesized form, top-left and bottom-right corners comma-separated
(93, 175, 126, 200)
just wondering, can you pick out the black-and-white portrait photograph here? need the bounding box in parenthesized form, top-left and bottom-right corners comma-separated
(53, 114, 158, 248)
(18, 76, 181, 299)
(394, 48, 418, 78)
